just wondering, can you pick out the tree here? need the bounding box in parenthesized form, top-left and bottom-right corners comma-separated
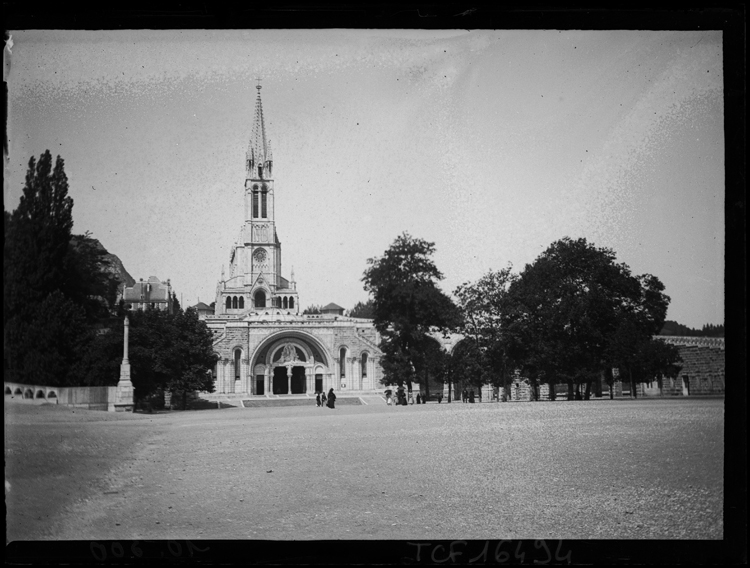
(362, 233, 461, 392)
(172, 293, 181, 314)
(450, 339, 486, 400)
(348, 299, 375, 319)
(604, 275, 677, 398)
(503, 237, 671, 400)
(4, 152, 124, 386)
(83, 306, 219, 409)
(5, 152, 76, 383)
(163, 307, 219, 409)
(454, 267, 516, 401)
(302, 304, 323, 315)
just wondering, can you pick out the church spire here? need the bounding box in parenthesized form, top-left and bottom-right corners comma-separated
(246, 80, 273, 179)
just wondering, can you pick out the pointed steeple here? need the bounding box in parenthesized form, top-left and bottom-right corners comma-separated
(246, 80, 273, 179)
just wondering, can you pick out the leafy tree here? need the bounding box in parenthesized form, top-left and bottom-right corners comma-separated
(503, 237, 671, 400)
(5, 152, 77, 383)
(4, 152, 125, 385)
(450, 339, 486, 400)
(82, 306, 219, 408)
(454, 267, 516, 401)
(348, 299, 375, 319)
(362, 233, 461, 392)
(19, 292, 90, 386)
(409, 334, 449, 400)
(302, 304, 323, 315)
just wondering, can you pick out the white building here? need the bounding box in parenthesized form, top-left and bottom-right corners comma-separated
(204, 85, 384, 396)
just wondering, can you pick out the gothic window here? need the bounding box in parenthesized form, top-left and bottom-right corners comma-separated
(289, 297, 294, 309)
(234, 349, 242, 380)
(255, 290, 266, 308)
(276, 297, 281, 308)
(239, 297, 244, 309)
(361, 353, 368, 378)
(226, 297, 231, 310)
(261, 190, 267, 218)
(283, 297, 288, 309)
(252, 191, 259, 218)
(232, 296, 238, 309)
(340, 347, 347, 378)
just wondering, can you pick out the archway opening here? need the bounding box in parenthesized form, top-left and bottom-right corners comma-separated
(273, 367, 288, 394)
(291, 366, 306, 394)
(255, 290, 266, 309)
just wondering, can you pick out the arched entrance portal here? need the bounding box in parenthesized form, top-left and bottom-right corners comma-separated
(272, 366, 307, 394)
(251, 330, 335, 396)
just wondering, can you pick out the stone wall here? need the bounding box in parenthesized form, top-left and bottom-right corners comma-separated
(4, 382, 117, 411)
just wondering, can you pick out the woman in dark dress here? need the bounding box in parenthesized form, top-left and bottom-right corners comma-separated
(326, 388, 336, 409)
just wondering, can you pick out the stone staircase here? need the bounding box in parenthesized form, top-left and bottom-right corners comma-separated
(198, 389, 386, 408)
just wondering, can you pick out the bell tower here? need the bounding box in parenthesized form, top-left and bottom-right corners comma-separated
(216, 81, 299, 316)
(241, 81, 280, 291)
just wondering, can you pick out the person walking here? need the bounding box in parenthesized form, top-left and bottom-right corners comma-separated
(316, 392, 321, 407)
(469, 389, 475, 403)
(326, 388, 337, 409)
(462, 389, 468, 403)
(416, 393, 421, 404)
(321, 392, 327, 407)
(437, 392, 443, 404)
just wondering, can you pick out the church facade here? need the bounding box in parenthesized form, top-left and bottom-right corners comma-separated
(203, 85, 384, 397)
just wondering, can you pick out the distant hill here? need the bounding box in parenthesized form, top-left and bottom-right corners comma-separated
(659, 320, 724, 338)
(71, 235, 135, 293)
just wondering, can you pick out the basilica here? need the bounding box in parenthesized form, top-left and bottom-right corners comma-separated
(202, 85, 384, 397)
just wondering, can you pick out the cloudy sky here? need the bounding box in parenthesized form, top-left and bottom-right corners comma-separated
(5, 29, 724, 329)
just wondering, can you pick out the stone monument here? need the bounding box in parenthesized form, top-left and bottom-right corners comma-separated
(113, 315, 135, 411)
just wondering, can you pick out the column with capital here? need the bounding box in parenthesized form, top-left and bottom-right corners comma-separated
(113, 316, 135, 411)
(286, 365, 293, 394)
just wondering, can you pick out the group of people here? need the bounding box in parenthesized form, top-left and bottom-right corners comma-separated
(315, 388, 337, 409)
(385, 389, 442, 405)
(461, 389, 476, 403)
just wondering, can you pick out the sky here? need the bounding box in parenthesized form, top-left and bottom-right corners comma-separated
(5, 29, 724, 329)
